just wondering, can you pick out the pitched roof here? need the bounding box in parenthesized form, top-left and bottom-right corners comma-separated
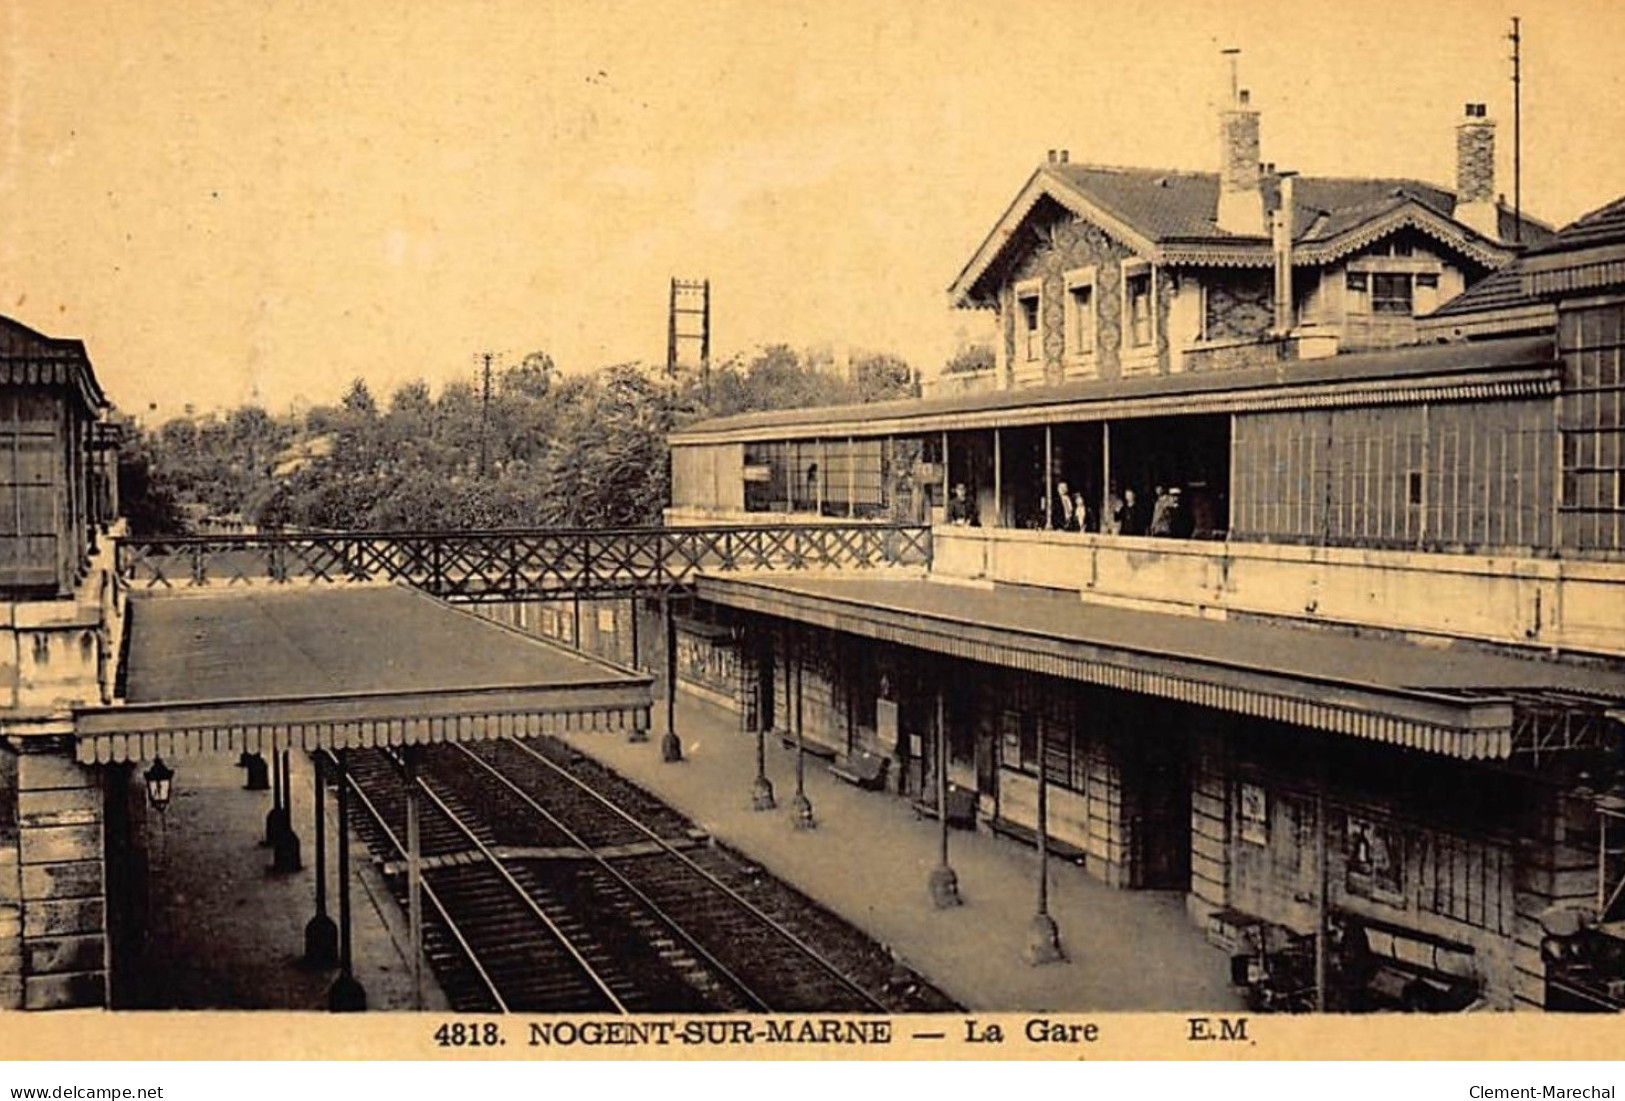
(951, 163, 1545, 307)
(0, 314, 106, 411)
(1526, 194, 1625, 255)
(1425, 265, 1533, 319)
(1421, 192, 1625, 330)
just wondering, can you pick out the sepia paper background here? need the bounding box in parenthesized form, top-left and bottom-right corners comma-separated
(4, 0, 1624, 1063)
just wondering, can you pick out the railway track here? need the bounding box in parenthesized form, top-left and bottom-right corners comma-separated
(341, 738, 955, 1014)
(342, 749, 722, 1013)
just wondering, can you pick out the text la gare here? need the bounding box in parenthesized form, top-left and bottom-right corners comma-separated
(965, 1018, 1101, 1044)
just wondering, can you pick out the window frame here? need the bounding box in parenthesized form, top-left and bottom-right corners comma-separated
(1063, 265, 1097, 361)
(1370, 272, 1414, 316)
(1345, 254, 1445, 319)
(1015, 278, 1042, 363)
(1122, 262, 1155, 349)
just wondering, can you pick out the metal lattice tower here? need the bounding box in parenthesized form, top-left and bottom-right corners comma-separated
(666, 278, 711, 382)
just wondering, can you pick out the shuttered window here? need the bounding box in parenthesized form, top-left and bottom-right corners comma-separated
(0, 390, 65, 592)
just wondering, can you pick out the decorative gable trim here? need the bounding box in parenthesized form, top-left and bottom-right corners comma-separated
(1292, 201, 1513, 269)
(950, 168, 1160, 308)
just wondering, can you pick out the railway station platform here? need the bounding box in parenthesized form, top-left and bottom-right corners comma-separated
(558, 692, 1247, 1013)
(117, 748, 446, 1011)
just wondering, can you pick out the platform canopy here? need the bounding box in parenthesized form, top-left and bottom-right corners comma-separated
(697, 574, 1625, 762)
(74, 585, 652, 764)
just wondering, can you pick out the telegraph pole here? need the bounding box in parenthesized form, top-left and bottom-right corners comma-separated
(478, 352, 493, 477)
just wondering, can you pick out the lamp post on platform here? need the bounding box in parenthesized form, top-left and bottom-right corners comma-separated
(143, 757, 174, 814)
(1024, 723, 1065, 965)
(927, 690, 961, 908)
(751, 637, 776, 812)
(143, 758, 175, 966)
(790, 630, 815, 830)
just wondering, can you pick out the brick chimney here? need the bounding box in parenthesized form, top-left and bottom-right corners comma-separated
(1217, 88, 1265, 235)
(1455, 103, 1498, 239)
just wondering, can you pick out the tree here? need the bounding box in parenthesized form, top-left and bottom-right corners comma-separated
(502, 351, 556, 399)
(851, 351, 915, 403)
(942, 341, 996, 375)
(340, 378, 378, 417)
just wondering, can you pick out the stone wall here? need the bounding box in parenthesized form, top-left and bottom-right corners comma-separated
(932, 526, 1625, 660)
(1511, 793, 1599, 1010)
(1202, 269, 1275, 343)
(1, 739, 106, 1009)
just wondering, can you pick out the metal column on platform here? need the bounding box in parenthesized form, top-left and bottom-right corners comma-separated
(303, 752, 338, 968)
(629, 597, 649, 743)
(630, 596, 640, 670)
(264, 749, 284, 845)
(661, 597, 683, 762)
(1025, 727, 1065, 965)
(928, 687, 960, 908)
(328, 749, 367, 1012)
(272, 748, 302, 873)
(752, 632, 776, 811)
(790, 628, 815, 829)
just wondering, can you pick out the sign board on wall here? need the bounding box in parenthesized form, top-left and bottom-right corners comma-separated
(877, 698, 899, 755)
(1239, 782, 1268, 846)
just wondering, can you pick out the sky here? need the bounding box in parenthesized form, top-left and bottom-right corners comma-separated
(0, 0, 1622, 419)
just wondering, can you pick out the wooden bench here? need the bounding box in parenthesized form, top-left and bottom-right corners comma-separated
(828, 749, 890, 791)
(778, 732, 838, 760)
(986, 816, 1088, 864)
(913, 783, 978, 830)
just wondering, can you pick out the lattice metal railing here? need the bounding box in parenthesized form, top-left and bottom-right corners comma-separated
(116, 523, 932, 600)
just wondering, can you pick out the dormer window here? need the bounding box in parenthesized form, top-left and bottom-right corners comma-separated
(1346, 260, 1443, 320)
(1371, 273, 1413, 314)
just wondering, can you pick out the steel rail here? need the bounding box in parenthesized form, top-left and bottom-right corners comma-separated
(490, 737, 891, 1012)
(445, 741, 772, 1012)
(351, 749, 630, 1014)
(386, 749, 631, 1014)
(340, 756, 509, 1012)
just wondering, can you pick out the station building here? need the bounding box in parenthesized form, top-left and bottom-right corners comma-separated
(666, 92, 1625, 1011)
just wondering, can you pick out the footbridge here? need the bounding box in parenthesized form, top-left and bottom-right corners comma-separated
(115, 523, 933, 599)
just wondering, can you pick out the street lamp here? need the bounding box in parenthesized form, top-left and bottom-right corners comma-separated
(143, 758, 175, 813)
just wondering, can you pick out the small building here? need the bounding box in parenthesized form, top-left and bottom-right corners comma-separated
(0, 317, 115, 597)
(0, 317, 121, 1009)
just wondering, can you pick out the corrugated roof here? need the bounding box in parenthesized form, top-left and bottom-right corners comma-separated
(672, 334, 1555, 441)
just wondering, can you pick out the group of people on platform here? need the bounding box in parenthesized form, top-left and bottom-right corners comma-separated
(945, 479, 1199, 539)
